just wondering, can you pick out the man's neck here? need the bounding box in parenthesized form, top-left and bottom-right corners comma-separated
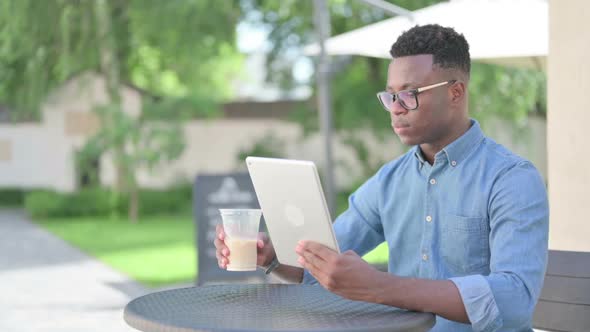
(419, 119, 472, 165)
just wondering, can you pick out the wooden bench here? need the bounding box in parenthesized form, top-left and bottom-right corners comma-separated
(533, 250, 590, 331)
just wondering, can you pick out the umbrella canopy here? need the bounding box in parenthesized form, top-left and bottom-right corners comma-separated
(304, 0, 547, 70)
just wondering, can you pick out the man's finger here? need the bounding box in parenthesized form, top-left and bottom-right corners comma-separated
(295, 243, 327, 266)
(215, 251, 228, 268)
(216, 224, 225, 240)
(298, 254, 330, 286)
(298, 241, 338, 262)
(298, 247, 326, 268)
(214, 239, 229, 256)
(213, 238, 228, 254)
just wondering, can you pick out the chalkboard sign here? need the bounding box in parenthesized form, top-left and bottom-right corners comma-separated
(193, 173, 269, 285)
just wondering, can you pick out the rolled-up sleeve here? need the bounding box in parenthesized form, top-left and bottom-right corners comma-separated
(451, 161, 549, 331)
(450, 275, 502, 331)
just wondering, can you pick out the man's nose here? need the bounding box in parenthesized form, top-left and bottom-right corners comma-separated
(390, 99, 409, 116)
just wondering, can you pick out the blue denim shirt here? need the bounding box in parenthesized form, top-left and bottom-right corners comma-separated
(302, 120, 549, 332)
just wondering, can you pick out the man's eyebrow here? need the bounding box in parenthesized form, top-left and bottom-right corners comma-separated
(386, 82, 415, 92)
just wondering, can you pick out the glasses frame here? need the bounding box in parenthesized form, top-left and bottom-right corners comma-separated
(376, 80, 457, 111)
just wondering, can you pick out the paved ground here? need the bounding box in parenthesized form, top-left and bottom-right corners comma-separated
(0, 209, 152, 332)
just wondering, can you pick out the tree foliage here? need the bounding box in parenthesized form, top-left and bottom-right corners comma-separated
(1, 0, 243, 221)
(0, 0, 243, 121)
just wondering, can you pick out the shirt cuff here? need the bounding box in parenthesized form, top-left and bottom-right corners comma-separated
(301, 269, 319, 285)
(450, 274, 503, 332)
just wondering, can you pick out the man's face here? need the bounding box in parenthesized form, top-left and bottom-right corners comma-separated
(386, 54, 455, 146)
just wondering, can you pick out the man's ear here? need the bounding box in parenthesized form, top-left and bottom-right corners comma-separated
(450, 81, 466, 104)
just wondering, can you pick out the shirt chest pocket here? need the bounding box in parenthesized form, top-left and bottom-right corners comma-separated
(440, 213, 490, 275)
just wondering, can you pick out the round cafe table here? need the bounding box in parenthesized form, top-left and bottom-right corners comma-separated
(124, 284, 435, 332)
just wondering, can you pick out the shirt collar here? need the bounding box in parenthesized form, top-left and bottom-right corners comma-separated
(413, 119, 485, 167)
(414, 145, 426, 165)
(441, 119, 485, 166)
(413, 145, 427, 167)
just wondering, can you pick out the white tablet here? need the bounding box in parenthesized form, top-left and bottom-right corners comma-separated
(246, 156, 340, 267)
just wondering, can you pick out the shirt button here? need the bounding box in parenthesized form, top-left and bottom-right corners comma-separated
(422, 254, 428, 261)
(429, 178, 436, 185)
(451, 160, 457, 166)
(426, 215, 432, 222)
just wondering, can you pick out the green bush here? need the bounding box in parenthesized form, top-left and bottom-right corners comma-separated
(25, 189, 111, 218)
(24, 190, 66, 218)
(63, 188, 113, 217)
(25, 186, 192, 219)
(139, 186, 192, 215)
(115, 186, 192, 216)
(0, 188, 27, 207)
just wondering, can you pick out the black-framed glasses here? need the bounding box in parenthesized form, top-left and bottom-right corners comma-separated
(376, 80, 457, 111)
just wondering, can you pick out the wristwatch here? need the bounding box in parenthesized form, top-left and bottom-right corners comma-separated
(263, 256, 280, 275)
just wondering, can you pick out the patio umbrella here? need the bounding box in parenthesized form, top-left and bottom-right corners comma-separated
(304, 0, 547, 70)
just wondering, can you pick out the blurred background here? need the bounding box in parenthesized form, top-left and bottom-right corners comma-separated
(0, 0, 546, 291)
(2, 0, 587, 331)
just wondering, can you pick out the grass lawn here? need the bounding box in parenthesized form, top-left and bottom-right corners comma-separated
(36, 215, 196, 288)
(36, 214, 389, 288)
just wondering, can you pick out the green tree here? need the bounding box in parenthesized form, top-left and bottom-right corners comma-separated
(241, 0, 439, 88)
(1, 0, 243, 221)
(0, 0, 98, 121)
(0, 0, 242, 121)
(78, 104, 185, 222)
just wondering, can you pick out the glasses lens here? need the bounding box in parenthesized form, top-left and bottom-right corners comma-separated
(398, 90, 417, 110)
(377, 92, 393, 112)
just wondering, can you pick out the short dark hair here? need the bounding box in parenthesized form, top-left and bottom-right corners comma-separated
(390, 24, 471, 76)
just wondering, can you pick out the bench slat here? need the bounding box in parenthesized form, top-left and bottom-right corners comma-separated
(546, 250, 590, 278)
(539, 275, 590, 305)
(533, 301, 590, 332)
